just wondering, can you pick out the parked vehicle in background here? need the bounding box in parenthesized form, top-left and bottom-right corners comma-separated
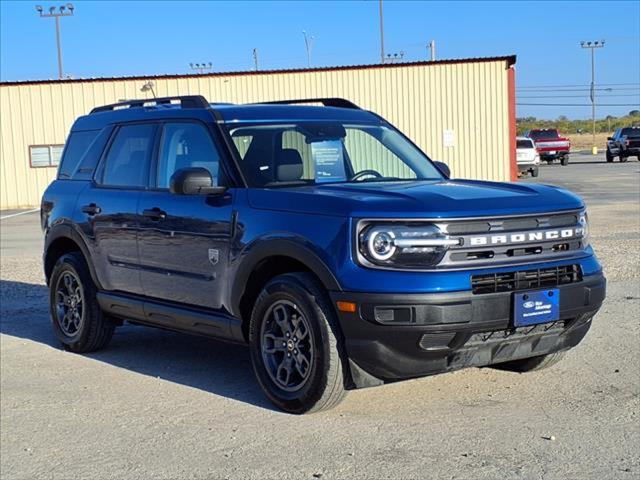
(41, 96, 605, 414)
(524, 129, 571, 166)
(606, 127, 640, 162)
(516, 137, 540, 177)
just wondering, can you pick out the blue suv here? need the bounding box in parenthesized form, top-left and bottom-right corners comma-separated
(41, 96, 606, 413)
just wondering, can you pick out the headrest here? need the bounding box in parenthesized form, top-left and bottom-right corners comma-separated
(276, 149, 303, 182)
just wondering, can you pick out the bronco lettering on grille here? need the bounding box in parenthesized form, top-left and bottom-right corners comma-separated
(468, 228, 580, 246)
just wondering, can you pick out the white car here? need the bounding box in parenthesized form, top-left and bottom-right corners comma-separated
(517, 137, 540, 177)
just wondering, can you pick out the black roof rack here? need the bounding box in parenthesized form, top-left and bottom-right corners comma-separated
(253, 98, 360, 110)
(90, 95, 210, 114)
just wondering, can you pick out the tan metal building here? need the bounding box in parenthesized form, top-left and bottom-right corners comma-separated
(0, 56, 516, 210)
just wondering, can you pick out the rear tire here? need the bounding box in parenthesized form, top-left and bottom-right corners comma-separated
(606, 149, 613, 162)
(531, 167, 539, 177)
(492, 351, 566, 373)
(249, 272, 346, 414)
(49, 252, 115, 353)
(620, 155, 628, 162)
(560, 156, 569, 166)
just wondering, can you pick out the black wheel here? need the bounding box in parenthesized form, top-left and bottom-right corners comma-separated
(620, 155, 628, 162)
(560, 155, 569, 166)
(49, 252, 115, 353)
(545, 159, 553, 164)
(249, 272, 346, 414)
(606, 149, 613, 162)
(531, 167, 539, 177)
(492, 351, 566, 373)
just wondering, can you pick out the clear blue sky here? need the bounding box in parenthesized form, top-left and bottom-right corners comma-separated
(1, 0, 639, 119)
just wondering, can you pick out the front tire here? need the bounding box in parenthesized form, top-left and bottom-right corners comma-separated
(531, 167, 539, 177)
(492, 351, 566, 373)
(249, 273, 346, 414)
(49, 252, 115, 353)
(606, 148, 613, 162)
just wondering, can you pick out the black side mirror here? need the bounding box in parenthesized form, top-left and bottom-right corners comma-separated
(170, 167, 227, 195)
(433, 161, 450, 178)
(607, 137, 613, 140)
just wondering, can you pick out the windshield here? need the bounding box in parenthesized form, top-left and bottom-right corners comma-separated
(226, 122, 443, 187)
(517, 139, 534, 149)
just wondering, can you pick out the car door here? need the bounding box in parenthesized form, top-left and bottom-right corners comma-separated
(137, 120, 234, 310)
(77, 122, 157, 295)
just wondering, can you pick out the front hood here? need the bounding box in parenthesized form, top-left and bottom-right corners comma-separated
(248, 179, 584, 218)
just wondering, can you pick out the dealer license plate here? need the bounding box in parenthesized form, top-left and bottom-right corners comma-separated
(513, 289, 559, 327)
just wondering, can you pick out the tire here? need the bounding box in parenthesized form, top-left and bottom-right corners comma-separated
(620, 155, 628, 163)
(249, 272, 346, 414)
(531, 167, 539, 177)
(606, 149, 613, 162)
(560, 155, 569, 166)
(492, 351, 566, 373)
(545, 159, 553, 165)
(49, 252, 115, 353)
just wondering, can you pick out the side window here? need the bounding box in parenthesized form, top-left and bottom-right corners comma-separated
(100, 124, 155, 187)
(344, 128, 416, 179)
(58, 130, 99, 179)
(232, 134, 254, 160)
(157, 123, 221, 188)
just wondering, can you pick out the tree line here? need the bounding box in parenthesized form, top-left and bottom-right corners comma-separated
(517, 110, 640, 135)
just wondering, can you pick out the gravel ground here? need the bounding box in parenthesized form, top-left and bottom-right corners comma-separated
(1, 155, 639, 480)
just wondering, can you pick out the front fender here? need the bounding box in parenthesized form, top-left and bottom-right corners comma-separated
(229, 235, 342, 318)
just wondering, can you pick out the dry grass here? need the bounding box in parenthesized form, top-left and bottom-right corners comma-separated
(567, 132, 612, 151)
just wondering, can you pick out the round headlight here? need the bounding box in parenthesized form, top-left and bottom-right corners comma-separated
(367, 229, 396, 261)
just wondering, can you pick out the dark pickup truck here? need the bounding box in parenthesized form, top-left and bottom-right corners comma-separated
(606, 127, 640, 162)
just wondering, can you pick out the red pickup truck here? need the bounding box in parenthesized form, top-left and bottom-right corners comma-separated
(524, 129, 571, 166)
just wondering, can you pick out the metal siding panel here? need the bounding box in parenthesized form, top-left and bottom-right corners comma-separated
(0, 60, 511, 208)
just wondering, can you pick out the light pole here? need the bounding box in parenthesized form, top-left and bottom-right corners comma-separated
(189, 62, 212, 74)
(253, 48, 259, 71)
(35, 4, 74, 79)
(379, 0, 385, 63)
(580, 40, 605, 155)
(302, 30, 313, 67)
(427, 40, 436, 61)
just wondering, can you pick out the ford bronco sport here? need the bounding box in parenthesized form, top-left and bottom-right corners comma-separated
(42, 96, 606, 414)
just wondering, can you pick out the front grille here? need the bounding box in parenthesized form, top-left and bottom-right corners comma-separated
(471, 264, 581, 294)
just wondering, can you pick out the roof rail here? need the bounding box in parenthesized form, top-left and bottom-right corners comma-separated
(254, 98, 360, 110)
(90, 95, 210, 114)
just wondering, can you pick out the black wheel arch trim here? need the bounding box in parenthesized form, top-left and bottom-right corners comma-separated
(44, 222, 102, 289)
(230, 237, 342, 318)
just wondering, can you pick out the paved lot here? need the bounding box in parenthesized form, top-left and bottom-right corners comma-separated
(1, 155, 639, 480)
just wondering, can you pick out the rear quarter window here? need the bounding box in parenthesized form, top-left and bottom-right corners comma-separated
(57, 130, 100, 179)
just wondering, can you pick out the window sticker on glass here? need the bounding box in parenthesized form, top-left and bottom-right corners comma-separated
(311, 140, 346, 183)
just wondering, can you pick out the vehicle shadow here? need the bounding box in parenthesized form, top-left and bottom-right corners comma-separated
(0, 279, 275, 411)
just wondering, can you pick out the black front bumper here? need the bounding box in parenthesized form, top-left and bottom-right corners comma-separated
(331, 273, 605, 388)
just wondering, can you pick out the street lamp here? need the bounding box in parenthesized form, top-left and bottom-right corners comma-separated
(580, 40, 605, 155)
(189, 62, 212, 74)
(140, 81, 156, 98)
(35, 4, 74, 79)
(302, 30, 313, 68)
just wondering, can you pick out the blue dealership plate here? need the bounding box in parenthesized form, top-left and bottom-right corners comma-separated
(513, 289, 560, 327)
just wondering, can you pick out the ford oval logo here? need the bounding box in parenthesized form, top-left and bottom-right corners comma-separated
(523, 301, 535, 309)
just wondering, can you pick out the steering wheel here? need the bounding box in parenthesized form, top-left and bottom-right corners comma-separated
(350, 169, 384, 182)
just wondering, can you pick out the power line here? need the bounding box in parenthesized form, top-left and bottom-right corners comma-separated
(517, 82, 639, 89)
(518, 94, 640, 98)
(517, 103, 640, 107)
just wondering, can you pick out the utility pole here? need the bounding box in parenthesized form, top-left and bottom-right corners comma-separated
(140, 81, 156, 98)
(427, 40, 436, 61)
(580, 40, 605, 155)
(379, 0, 385, 63)
(189, 62, 212, 74)
(36, 4, 74, 79)
(253, 48, 259, 71)
(302, 30, 313, 67)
